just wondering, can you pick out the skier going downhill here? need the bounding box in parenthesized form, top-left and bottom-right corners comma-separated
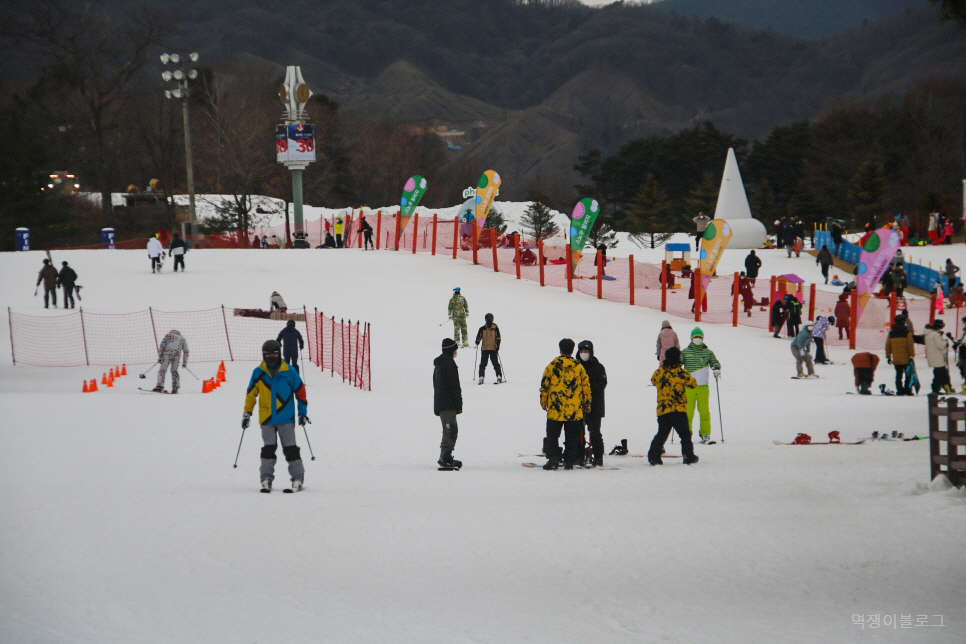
(154, 329, 189, 393)
(448, 287, 470, 347)
(243, 339, 309, 492)
(475, 313, 503, 384)
(681, 328, 721, 444)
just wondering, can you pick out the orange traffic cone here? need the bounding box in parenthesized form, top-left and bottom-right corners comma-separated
(201, 380, 208, 393)
(217, 361, 226, 382)
(101, 373, 108, 385)
(121, 364, 128, 376)
(106, 376, 114, 388)
(89, 378, 98, 392)
(115, 365, 121, 377)
(109, 368, 115, 379)
(83, 380, 89, 393)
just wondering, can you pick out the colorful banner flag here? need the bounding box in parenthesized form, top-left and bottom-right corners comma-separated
(855, 227, 901, 324)
(698, 219, 733, 276)
(398, 175, 428, 239)
(475, 170, 501, 229)
(568, 198, 601, 271)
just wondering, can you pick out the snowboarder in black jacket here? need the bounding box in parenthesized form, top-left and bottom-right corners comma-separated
(434, 337, 463, 468)
(276, 320, 305, 373)
(577, 340, 607, 467)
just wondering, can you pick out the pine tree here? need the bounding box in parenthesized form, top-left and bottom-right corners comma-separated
(482, 204, 507, 233)
(846, 157, 890, 227)
(588, 219, 618, 248)
(625, 174, 676, 248)
(685, 171, 720, 221)
(520, 201, 559, 242)
(749, 180, 783, 227)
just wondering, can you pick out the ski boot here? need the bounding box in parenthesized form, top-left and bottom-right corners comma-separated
(699, 434, 710, 444)
(496, 376, 504, 384)
(478, 377, 484, 385)
(290, 478, 304, 492)
(683, 454, 700, 465)
(260, 479, 272, 493)
(171, 386, 178, 394)
(647, 456, 663, 466)
(152, 385, 164, 392)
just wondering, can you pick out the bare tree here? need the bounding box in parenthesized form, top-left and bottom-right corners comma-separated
(15, 0, 173, 220)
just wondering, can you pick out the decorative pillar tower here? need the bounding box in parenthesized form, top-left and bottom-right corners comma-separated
(277, 66, 315, 234)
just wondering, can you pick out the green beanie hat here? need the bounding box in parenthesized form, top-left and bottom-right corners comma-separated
(691, 327, 704, 340)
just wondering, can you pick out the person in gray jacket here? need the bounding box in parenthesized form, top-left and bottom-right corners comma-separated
(791, 321, 816, 378)
(693, 212, 710, 251)
(925, 320, 951, 394)
(154, 329, 189, 393)
(270, 291, 287, 311)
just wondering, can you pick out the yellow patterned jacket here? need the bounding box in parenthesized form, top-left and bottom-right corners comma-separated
(540, 356, 591, 421)
(650, 364, 697, 415)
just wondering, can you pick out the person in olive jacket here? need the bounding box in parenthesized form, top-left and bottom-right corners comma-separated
(36, 259, 58, 308)
(577, 340, 607, 467)
(433, 338, 463, 469)
(885, 321, 915, 396)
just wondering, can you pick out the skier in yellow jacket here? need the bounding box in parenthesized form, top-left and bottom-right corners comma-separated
(539, 338, 591, 470)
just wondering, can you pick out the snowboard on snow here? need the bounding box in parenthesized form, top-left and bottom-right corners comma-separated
(139, 387, 173, 394)
(772, 440, 866, 445)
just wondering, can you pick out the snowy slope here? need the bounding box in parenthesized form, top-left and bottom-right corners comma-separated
(1, 246, 964, 643)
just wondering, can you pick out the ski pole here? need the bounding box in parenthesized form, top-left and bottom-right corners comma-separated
(139, 362, 160, 379)
(715, 375, 724, 443)
(302, 424, 316, 461)
(471, 343, 479, 383)
(182, 365, 200, 380)
(496, 350, 507, 382)
(233, 427, 246, 468)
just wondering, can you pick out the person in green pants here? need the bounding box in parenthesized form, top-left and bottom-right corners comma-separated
(681, 327, 721, 444)
(448, 287, 470, 347)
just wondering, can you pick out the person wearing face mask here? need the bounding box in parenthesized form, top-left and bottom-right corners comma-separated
(434, 338, 463, 469)
(680, 328, 721, 444)
(242, 339, 310, 492)
(577, 340, 607, 467)
(474, 313, 503, 384)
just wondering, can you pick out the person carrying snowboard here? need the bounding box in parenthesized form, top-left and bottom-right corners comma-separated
(647, 347, 699, 466)
(448, 287, 470, 347)
(154, 329, 188, 393)
(681, 328, 721, 444)
(474, 313, 503, 384)
(57, 261, 77, 309)
(36, 258, 58, 308)
(242, 340, 309, 492)
(147, 235, 164, 273)
(276, 319, 305, 373)
(270, 291, 287, 311)
(433, 338, 463, 469)
(577, 340, 607, 467)
(540, 338, 591, 470)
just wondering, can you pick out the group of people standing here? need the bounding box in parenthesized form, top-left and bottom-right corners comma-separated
(35, 259, 78, 309)
(147, 232, 187, 272)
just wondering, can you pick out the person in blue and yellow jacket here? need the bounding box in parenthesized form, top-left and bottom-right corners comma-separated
(648, 347, 699, 465)
(242, 339, 310, 492)
(539, 338, 591, 470)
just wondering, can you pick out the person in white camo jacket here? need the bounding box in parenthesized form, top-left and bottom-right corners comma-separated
(154, 329, 189, 393)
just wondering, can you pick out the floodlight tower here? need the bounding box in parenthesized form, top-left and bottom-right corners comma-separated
(161, 52, 200, 228)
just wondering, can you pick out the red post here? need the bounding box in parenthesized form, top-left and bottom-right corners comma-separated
(395, 212, 402, 251)
(695, 269, 702, 322)
(491, 229, 499, 271)
(538, 239, 545, 286)
(733, 272, 740, 327)
(412, 213, 418, 254)
(514, 234, 521, 280)
(596, 249, 603, 299)
(889, 293, 897, 326)
(768, 276, 777, 334)
(472, 224, 479, 265)
(849, 289, 858, 350)
(431, 214, 437, 256)
(808, 283, 816, 322)
(376, 211, 382, 250)
(629, 255, 635, 305)
(330, 316, 335, 377)
(341, 318, 346, 382)
(453, 217, 459, 259)
(661, 259, 668, 312)
(567, 247, 573, 292)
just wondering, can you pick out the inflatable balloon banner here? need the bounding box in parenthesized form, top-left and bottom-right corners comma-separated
(855, 227, 901, 324)
(569, 198, 601, 271)
(399, 175, 428, 239)
(475, 170, 501, 229)
(698, 219, 733, 276)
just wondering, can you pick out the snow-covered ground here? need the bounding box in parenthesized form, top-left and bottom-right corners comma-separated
(1, 244, 964, 643)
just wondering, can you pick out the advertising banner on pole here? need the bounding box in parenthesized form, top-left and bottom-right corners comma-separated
(569, 198, 600, 272)
(276, 124, 315, 163)
(398, 175, 428, 240)
(855, 227, 901, 324)
(475, 170, 501, 229)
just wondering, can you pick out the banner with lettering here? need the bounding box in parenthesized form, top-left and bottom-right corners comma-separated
(856, 227, 901, 323)
(475, 170, 501, 229)
(398, 175, 428, 240)
(569, 198, 601, 272)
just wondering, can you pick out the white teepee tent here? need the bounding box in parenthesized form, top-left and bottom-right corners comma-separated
(713, 148, 766, 249)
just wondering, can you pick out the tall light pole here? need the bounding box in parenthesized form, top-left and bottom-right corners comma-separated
(278, 66, 315, 235)
(161, 52, 200, 231)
